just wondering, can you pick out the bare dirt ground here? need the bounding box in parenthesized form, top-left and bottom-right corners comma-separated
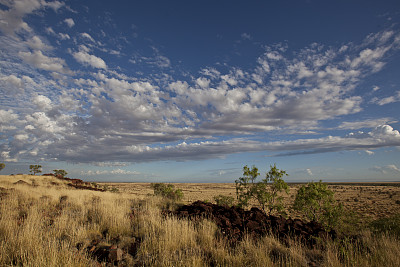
(100, 182, 400, 221)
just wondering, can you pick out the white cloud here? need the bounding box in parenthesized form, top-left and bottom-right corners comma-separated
(372, 85, 380, 91)
(0, 74, 24, 93)
(81, 32, 95, 42)
(0, 109, 19, 131)
(81, 169, 140, 176)
(25, 36, 52, 50)
(365, 150, 375, 155)
(370, 164, 400, 174)
(0, 0, 64, 37)
(33, 95, 52, 111)
(338, 118, 396, 130)
(73, 51, 107, 69)
(0, 0, 41, 36)
(58, 33, 70, 40)
(371, 91, 400, 105)
(18, 50, 71, 74)
(64, 18, 75, 28)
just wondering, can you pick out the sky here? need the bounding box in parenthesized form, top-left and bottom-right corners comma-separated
(1, 0, 400, 182)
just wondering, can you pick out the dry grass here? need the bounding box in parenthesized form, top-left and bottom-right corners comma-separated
(1, 175, 399, 266)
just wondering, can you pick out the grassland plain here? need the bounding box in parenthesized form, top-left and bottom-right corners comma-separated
(0, 174, 399, 266)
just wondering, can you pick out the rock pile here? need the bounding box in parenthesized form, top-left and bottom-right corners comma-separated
(168, 201, 336, 246)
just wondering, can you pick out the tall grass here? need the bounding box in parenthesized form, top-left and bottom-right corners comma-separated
(0, 175, 399, 266)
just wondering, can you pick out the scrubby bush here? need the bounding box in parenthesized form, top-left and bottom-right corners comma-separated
(235, 164, 289, 215)
(213, 194, 235, 206)
(293, 180, 343, 230)
(29, 165, 42, 175)
(53, 169, 67, 178)
(235, 165, 260, 208)
(151, 183, 184, 201)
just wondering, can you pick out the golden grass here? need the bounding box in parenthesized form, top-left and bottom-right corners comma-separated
(1, 175, 399, 266)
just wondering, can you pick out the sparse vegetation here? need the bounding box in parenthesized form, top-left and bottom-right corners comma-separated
(53, 169, 68, 178)
(29, 164, 42, 175)
(151, 182, 184, 201)
(293, 180, 344, 230)
(0, 174, 399, 266)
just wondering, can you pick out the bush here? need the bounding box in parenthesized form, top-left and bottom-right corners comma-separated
(151, 183, 184, 201)
(53, 169, 67, 178)
(213, 195, 235, 207)
(369, 213, 400, 237)
(235, 164, 289, 215)
(293, 180, 343, 230)
(29, 165, 42, 175)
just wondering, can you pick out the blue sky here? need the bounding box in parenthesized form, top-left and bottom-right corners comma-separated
(1, 0, 400, 182)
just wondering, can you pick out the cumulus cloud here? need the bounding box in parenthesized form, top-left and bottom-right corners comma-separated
(64, 18, 75, 28)
(18, 50, 72, 74)
(0, 74, 24, 93)
(0, 109, 19, 131)
(73, 51, 107, 69)
(0, 0, 63, 36)
(1, 18, 400, 165)
(25, 36, 52, 51)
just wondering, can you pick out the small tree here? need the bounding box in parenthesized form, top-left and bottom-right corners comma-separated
(0, 163, 5, 172)
(29, 165, 42, 175)
(235, 165, 260, 208)
(235, 164, 289, 215)
(254, 164, 289, 215)
(293, 180, 343, 230)
(53, 169, 67, 178)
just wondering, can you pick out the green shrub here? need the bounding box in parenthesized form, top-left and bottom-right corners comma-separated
(235, 164, 289, 215)
(369, 213, 400, 237)
(293, 180, 343, 230)
(53, 169, 68, 178)
(151, 183, 184, 201)
(213, 195, 235, 206)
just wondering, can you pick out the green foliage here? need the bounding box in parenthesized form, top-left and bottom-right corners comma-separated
(53, 169, 67, 178)
(213, 195, 235, 207)
(255, 164, 289, 215)
(235, 164, 289, 215)
(0, 163, 5, 171)
(369, 213, 400, 237)
(151, 183, 184, 201)
(235, 165, 260, 208)
(29, 165, 42, 175)
(293, 180, 343, 230)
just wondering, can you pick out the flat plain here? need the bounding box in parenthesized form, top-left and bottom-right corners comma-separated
(100, 181, 400, 221)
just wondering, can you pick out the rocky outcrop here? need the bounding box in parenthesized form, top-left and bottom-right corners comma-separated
(167, 201, 336, 247)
